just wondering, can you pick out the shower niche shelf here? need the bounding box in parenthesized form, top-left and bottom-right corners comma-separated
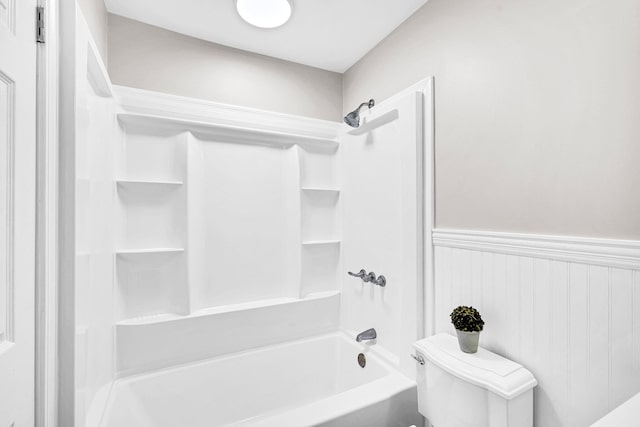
(116, 119, 189, 324)
(116, 179, 184, 188)
(301, 187, 340, 193)
(116, 248, 185, 256)
(301, 240, 341, 246)
(301, 189, 340, 242)
(299, 145, 339, 190)
(301, 244, 340, 297)
(116, 183, 185, 251)
(116, 128, 187, 184)
(298, 143, 341, 297)
(116, 249, 188, 322)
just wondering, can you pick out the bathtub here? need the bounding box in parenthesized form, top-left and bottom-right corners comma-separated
(98, 332, 422, 427)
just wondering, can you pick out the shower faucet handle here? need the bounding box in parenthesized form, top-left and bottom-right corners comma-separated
(348, 269, 367, 279)
(364, 271, 377, 283)
(348, 269, 385, 286)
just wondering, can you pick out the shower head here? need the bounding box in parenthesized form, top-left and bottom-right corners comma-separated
(343, 99, 375, 128)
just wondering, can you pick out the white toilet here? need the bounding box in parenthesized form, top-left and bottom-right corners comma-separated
(413, 333, 537, 427)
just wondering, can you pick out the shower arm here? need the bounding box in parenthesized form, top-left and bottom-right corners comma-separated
(355, 99, 375, 114)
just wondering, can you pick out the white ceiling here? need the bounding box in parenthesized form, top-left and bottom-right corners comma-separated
(104, 0, 429, 73)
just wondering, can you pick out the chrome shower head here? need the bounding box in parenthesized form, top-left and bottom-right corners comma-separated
(343, 99, 375, 128)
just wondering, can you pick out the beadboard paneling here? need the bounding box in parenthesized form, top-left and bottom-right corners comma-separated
(433, 230, 640, 427)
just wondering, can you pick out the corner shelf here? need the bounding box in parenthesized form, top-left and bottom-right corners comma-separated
(301, 187, 340, 193)
(117, 179, 184, 188)
(116, 248, 185, 256)
(302, 240, 341, 246)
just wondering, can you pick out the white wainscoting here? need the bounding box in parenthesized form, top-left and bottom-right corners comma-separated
(433, 229, 640, 427)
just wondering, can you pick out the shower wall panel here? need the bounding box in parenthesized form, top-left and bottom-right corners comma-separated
(112, 90, 342, 377)
(195, 140, 299, 309)
(340, 87, 426, 381)
(74, 15, 117, 425)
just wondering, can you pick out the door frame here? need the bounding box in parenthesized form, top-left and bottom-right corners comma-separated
(35, 0, 59, 426)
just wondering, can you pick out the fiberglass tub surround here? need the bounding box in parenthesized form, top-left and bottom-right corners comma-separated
(75, 13, 431, 425)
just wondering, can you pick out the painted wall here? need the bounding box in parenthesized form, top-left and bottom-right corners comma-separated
(344, 0, 640, 240)
(77, 0, 108, 64)
(107, 14, 343, 122)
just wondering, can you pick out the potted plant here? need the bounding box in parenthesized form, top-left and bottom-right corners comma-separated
(450, 305, 484, 353)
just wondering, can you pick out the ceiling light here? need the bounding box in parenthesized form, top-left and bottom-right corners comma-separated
(236, 0, 292, 29)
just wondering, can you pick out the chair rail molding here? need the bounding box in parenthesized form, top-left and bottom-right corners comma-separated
(433, 229, 640, 270)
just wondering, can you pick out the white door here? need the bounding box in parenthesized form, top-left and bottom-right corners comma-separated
(0, 0, 37, 425)
(341, 89, 424, 379)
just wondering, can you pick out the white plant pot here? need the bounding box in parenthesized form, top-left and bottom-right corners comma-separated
(455, 330, 480, 353)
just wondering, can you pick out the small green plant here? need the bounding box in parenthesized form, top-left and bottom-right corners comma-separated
(450, 306, 484, 332)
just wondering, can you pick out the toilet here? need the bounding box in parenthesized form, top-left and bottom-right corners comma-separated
(413, 333, 537, 427)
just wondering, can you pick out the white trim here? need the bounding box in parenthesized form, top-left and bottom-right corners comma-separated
(383, 77, 435, 337)
(35, 0, 58, 426)
(433, 229, 640, 270)
(421, 78, 436, 338)
(114, 85, 341, 141)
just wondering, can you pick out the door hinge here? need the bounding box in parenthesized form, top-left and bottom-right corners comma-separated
(36, 6, 45, 43)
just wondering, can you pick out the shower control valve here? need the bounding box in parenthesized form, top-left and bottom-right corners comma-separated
(348, 269, 367, 279)
(364, 271, 377, 283)
(348, 269, 386, 286)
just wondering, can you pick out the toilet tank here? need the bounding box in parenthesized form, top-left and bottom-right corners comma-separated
(413, 334, 537, 427)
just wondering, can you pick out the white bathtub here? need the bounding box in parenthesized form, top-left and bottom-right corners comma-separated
(98, 332, 422, 427)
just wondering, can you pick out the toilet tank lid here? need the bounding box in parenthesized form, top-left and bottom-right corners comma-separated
(413, 333, 537, 400)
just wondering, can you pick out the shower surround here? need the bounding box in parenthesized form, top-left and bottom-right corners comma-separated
(70, 11, 434, 426)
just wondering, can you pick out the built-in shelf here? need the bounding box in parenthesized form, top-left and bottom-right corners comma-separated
(301, 240, 341, 246)
(116, 179, 184, 187)
(301, 187, 340, 193)
(118, 113, 339, 149)
(116, 291, 340, 327)
(116, 248, 185, 256)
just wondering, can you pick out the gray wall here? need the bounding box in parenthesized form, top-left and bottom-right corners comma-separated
(344, 0, 640, 239)
(77, 0, 108, 64)
(108, 15, 343, 122)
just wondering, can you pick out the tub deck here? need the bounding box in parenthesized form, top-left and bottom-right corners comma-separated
(95, 332, 421, 427)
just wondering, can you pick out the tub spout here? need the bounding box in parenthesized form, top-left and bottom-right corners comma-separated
(356, 328, 377, 342)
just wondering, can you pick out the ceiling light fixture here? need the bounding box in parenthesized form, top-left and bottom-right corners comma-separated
(236, 0, 292, 29)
